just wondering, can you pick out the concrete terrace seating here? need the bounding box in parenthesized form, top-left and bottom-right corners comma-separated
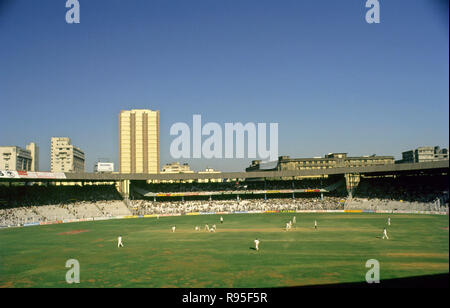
(0, 200, 131, 226)
(13, 207, 42, 223)
(66, 202, 104, 219)
(96, 201, 132, 217)
(35, 205, 76, 221)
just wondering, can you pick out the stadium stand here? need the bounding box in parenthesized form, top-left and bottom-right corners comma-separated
(0, 184, 131, 226)
(345, 174, 449, 212)
(0, 174, 448, 227)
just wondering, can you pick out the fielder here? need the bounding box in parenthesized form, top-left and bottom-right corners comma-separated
(293, 216, 296, 224)
(388, 217, 391, 226)
(314, 220, 318, 230)
(382, 227, 389, 239)
(205, 224, 210, 232)
(172, 226, 176, 233)
(117, 235, 124, 248)
(195, 226, 199, 231)
(254, 238, 260, 251)
(220, 216, 224, 224)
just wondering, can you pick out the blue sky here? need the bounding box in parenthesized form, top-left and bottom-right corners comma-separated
(0, 0, 448, 172)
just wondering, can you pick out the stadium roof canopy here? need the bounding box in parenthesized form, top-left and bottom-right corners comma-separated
(1, 160, 447, 182)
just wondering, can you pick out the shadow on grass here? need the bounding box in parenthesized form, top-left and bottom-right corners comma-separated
(286, 273, 449, 288)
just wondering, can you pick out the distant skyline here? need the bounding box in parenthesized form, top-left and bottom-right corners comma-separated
(1, 0, 448, 172)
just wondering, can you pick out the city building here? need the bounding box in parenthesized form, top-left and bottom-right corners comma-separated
(51, 137, 85, 173)
(198, 167, 222, 183)
(246, 153, 395, 173)
(398, 146, 449, 163)
(161, 162, 194, 174)
(0, 142, 38, 171)
(94, 161, 114, 173)
(26, 142, 39, 171)
(158, 162, 193, 183)
(119, 109, 160, 174)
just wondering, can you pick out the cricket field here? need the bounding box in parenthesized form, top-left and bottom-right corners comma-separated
(0, 213, 448, 287)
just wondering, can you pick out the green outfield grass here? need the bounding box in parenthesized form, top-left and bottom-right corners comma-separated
(0, 213, 448, 287)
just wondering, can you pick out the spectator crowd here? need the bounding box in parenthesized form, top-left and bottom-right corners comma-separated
(129, 196, 345, 216)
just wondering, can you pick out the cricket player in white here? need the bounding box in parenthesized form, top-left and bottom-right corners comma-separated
(254, 238, 260, 251)
(286, 222, 290, 231)
(172, 226, 176, 233)
(205, 224, 209, 231)
(314, 220, 317, 230)
(293, 216, 296, 224)
(220, 216, 224, 224)
(388, 217, 391, 226)
(382, 227, 389, 239)
(195, 226, 199, 231)
(117, 235, 124, 248)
